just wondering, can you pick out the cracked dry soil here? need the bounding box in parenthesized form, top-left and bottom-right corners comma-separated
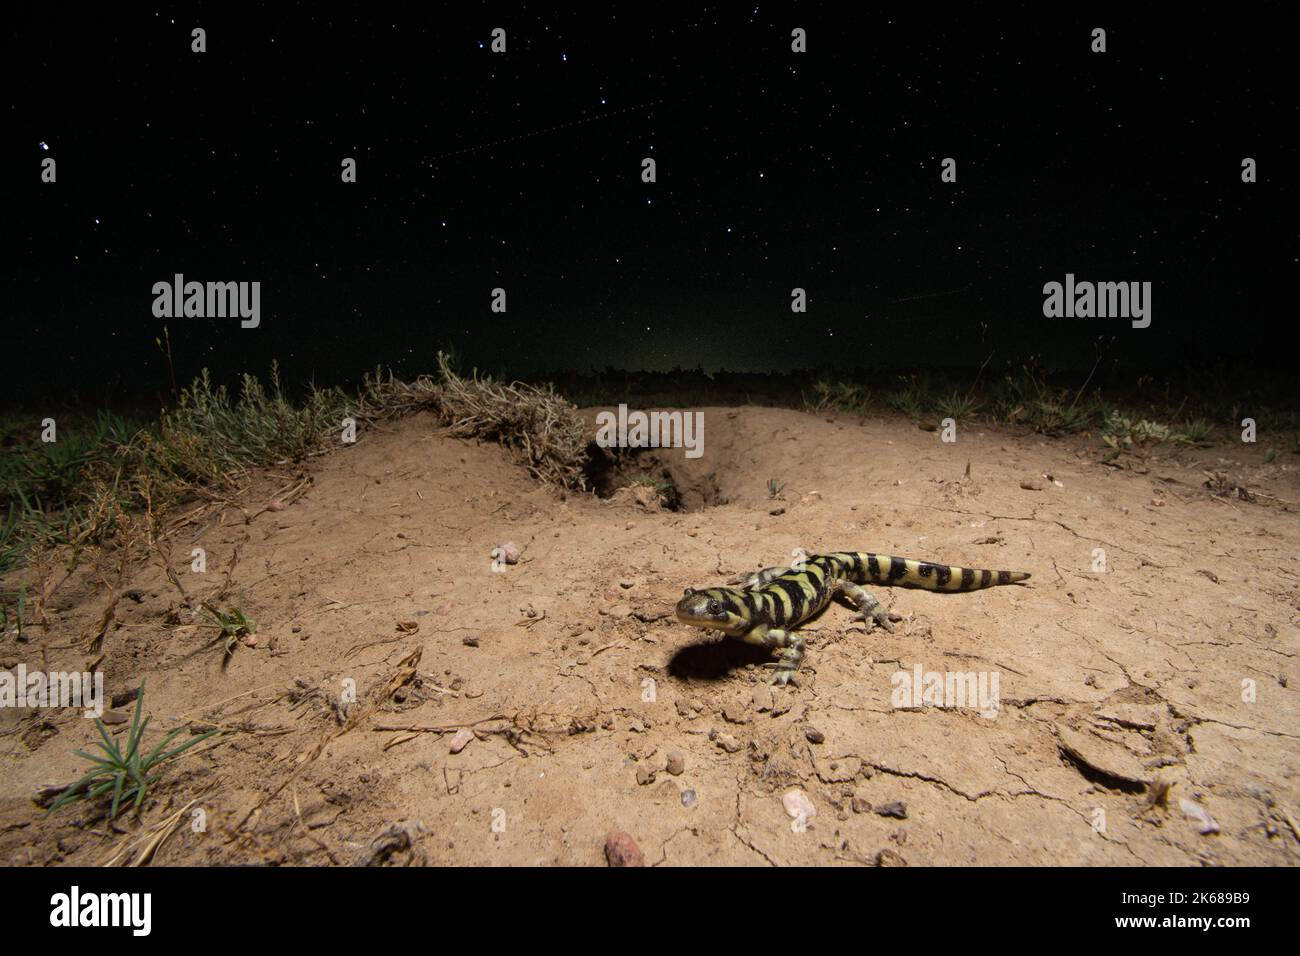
(1, 406, 1297, 866)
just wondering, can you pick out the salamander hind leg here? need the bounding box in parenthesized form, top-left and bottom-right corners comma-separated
(839, 580, 895, 632)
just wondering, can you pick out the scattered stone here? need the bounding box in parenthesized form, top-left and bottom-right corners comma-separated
(1179, 797, 1220, 835)
(722, 706, 751, 724)
(874, 848, 908, 867)
(851, 795, 872, 814)
(666, 751, 685, 776)
(462, 635, 479, 647)
(356, 820, 427, 866)
(636, 765, 657, 786)
(109, 687, 141, 708)
(604, 831, 645, 867)
(448, 728, 474, 754)
(1019, 479, 1046, 491)
(751, 685, 774, 712)
(804, 726, 825, 744)
(816, 756, 862, 784)
(715, 733, 743, 753)
(875, 800, 908, 819)
(783, 788, 816, 821)
(680, 789, 697, 808)
(619, 579, 635, 589)
(494, 541, 521, 565)
(769, 507, 786, 516)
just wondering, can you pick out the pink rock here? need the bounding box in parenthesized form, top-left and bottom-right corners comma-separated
(604, 831, 645, 867)
(448, 728, 474, 753)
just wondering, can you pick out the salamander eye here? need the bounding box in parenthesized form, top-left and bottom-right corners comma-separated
(682, 588, 695, 597)
(707, 600, 723, 615)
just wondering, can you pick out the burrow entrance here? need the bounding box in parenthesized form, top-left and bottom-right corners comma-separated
(585, 443, 727, 511)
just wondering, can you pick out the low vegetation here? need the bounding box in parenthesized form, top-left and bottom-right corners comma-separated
(48, 684, 218, 820)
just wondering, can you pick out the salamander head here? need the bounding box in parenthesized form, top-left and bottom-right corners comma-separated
(675, 587, 749, 635)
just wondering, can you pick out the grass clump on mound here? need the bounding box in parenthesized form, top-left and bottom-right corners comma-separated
(155, 363, 350, 488)
(0, 353, 590, 582)
(363, 351, 588, 490)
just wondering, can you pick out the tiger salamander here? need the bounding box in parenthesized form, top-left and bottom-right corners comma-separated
(676, 551, 1030, 685)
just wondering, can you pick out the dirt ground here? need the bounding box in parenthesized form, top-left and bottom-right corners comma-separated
(2, 406, 1298, 866)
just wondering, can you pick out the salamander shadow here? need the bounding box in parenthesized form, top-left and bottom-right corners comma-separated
(667, 637, 774, 681)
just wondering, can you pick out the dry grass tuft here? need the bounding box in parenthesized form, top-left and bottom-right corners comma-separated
(423, 352, 588, 490)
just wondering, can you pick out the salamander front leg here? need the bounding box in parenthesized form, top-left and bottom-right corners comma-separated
(756, 627, 805, 686)
(728, 566, 791, 590)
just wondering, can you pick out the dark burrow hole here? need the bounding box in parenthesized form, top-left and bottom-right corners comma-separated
(584, 443, 726, 512)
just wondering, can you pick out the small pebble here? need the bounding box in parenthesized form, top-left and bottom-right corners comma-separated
(783, 788, 816, 820)
(715, 733, 743, 753)
(875, 800, 908, 819)
(604, 831, 645, 867)
(681, 789, 697, 808)
(666, 751, 685, 776)
(1179, 797, 1220, 835)
(448, 728, 474, 754)
(804, 726, 825, 744)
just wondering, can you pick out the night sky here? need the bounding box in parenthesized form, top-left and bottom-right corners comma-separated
(3, 6, 1294, 404)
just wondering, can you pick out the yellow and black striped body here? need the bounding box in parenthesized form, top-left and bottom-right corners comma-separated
(675, 551, 1029, 685)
